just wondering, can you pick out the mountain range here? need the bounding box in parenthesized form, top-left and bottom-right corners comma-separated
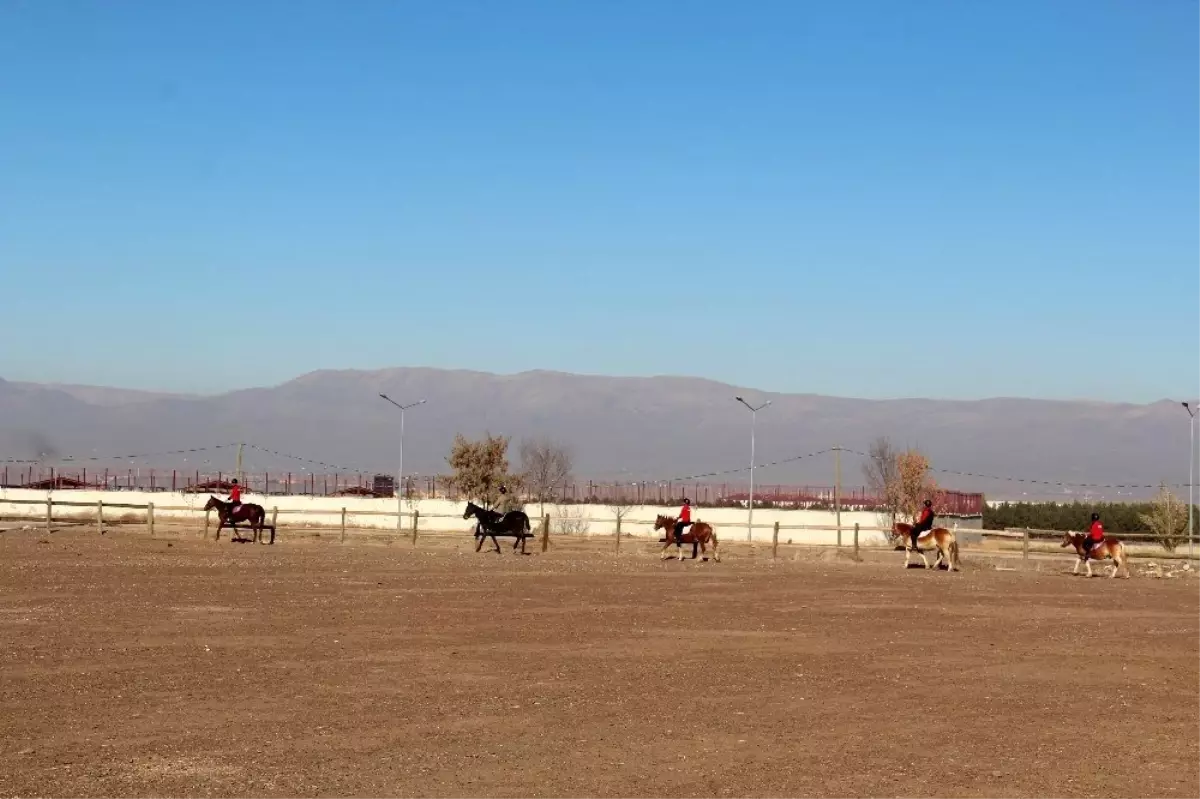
(1, 368, 1193, 500)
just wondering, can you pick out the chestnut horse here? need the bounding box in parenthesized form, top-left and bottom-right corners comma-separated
(892, 522, 959, 571)
(654, 514, 720, 562)
(204, 496, 274, 544)
(1061, 532, 1129, 578)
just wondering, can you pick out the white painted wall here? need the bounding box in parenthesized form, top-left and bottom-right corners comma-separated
(0, 488, 910, 545)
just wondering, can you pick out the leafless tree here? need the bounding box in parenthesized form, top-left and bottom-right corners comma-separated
(520, 438, 573, 517)
(863, 436, 901, 525)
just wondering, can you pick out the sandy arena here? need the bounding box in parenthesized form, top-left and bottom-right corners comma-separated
(1, 527, 1196, 798)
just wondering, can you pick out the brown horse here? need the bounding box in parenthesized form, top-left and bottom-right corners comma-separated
(654, 515, 720, 562)
(892, 522, 960, 571)
(204, 496, 274, 544)
(1061, 532, 1129, 578)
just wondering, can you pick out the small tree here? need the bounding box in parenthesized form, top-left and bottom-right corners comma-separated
(893, 449, 940, 523)
(446, 433, 522, 511)
(1139, 483, 1188, 553)
(610, 489, 637, 537)
(519, 438, 573, 518)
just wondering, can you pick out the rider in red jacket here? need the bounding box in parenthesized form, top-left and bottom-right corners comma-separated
(1083, 513, 1104, 560)
(910, 499, 934, 550)
(674, 498, 694, 547)
(227, 479, 242, 514)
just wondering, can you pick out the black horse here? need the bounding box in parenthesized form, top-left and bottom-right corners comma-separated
(463, 501, 533, 554)
(204, 496, 275, 544)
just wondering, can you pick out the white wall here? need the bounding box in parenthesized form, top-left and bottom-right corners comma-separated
(0, 487, 904, 545)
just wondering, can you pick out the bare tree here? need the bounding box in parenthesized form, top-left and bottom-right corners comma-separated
(1140, 483, 1188, 553)
(520, 438, 573, 518)
(863, 436, 901, 525)
(610, 489, 637, 537)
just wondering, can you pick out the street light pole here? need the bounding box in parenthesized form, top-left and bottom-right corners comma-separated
(735, 396, 772, 542)
(379, 395, 427, 524)
(1184, 402, 1196, 559)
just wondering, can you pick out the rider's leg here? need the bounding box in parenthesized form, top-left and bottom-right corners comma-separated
(674, 521, 685, 547)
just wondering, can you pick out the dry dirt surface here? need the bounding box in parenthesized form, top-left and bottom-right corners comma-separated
(1, 529, 1197, 798)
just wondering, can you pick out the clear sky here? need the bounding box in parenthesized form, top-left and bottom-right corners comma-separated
(2, 0, 1196, 402)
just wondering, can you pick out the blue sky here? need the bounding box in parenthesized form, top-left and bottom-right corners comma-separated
(2, 0, 1196, 402)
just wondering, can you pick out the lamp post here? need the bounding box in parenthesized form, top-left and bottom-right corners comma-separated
(735, 396, 772, 542)
(378, 395, 426, 522)
(1184, 402, 1196, 559)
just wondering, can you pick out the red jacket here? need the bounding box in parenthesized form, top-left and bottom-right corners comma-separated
(1089, 520, 1104, 541)
(679, 505, 691, 523)
(917, 507, 934, 526)
(229, 485, 242, 503)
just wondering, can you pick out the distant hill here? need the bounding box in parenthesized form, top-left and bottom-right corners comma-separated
(0, 369, 1191, 500)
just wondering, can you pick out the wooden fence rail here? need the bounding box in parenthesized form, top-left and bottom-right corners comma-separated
(0, 497, 1192, 560)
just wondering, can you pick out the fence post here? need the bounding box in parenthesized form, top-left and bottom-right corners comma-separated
(148, 502, 155, 538)
(205, 508, 211, 540)
(541, 514, 551, 553)
(45, 498, 52, 531)
(1022, 528, 1030, 565)
(411, 509, 419, 546)
(772, 521, 780, 559)
(397, 504, 403, 536)
(341, 507, 347, 543)
(271, 507, 278, 532)
(97, 500, 104, 535)
(854, 523, 860, 561)
(615, 514, 622, 554)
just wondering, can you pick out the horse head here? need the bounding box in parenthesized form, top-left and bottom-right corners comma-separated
(462, 502, 479, 520)
(1060, 532, 1081, 549)
(653, 514, 673, 531)
(203, 496, 223, 512)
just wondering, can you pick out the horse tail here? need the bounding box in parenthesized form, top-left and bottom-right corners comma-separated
(949, 538, 960, 570)
(524, 512, 531, 532)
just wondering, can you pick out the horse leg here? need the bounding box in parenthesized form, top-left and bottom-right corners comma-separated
(491, 534, 501, 554)
(1085, 559, 1094, 578)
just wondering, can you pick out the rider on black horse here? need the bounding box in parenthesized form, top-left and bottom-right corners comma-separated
(227, 478, 243, 517)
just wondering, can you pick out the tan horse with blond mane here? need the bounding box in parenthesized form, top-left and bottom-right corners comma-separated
(654, 515, 720, 562)
(1061, 531, 1129, 578)
(892, 521, 960, 571)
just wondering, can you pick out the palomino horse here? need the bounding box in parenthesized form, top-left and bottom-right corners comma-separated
(892, 522, 959, 571)
(654, 514, 720, 562)
(204, 496, 275, 544)
(1061, 532, 1129, 578)
(463, 501, 533, 554)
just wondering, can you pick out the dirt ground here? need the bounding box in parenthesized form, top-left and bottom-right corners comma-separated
(1, 528, 1196, 798)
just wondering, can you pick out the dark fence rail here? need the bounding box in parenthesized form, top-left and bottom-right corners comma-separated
(0, 466, 985, 515)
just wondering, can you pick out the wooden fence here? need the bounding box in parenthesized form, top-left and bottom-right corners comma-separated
(0, 497, 1189, 562)
(0, 495, 895, 555)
